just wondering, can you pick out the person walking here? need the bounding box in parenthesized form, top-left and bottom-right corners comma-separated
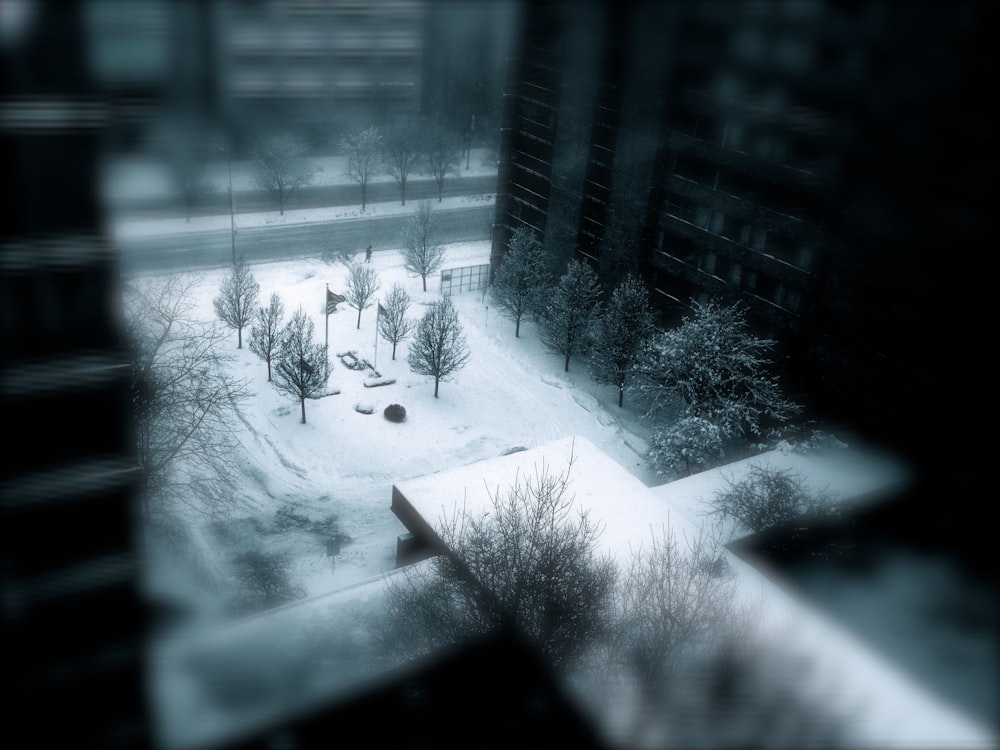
(365, 245, 372, 262)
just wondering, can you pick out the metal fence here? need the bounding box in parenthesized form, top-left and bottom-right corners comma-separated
(440, 263, 490, 296)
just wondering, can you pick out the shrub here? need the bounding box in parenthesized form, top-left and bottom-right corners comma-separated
(384, 403, 407, 422)
(711, 466, 837, 534)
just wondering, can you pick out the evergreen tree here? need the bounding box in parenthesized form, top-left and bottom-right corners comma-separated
(588, 275, 655, 408)
(213, 261, 260, 348)
(407, 297, 470, 398)
(248, 293, 285, 381)
(377, 283, 415, 360)
(539, 259, 603, 372)
(490, 227, 551, 337)
(272, 310, 330, 424)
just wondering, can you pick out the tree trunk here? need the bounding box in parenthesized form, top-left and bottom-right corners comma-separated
(564, 352, 570, 372)
(266, 358, 272, 382)
(401, 176, 406, 205)
(361, 183, 367, 211)
(279, 184, 284, 216)
(618, 383, 624, 408)
(438, 179, 443, 202)
(434, 378, 439, 398)
(237, 326, 242, 349)
(515, 317, 521, 338)
(422, 275, 427, 292)
(356, 307, 362, 329)
(300, 396, 306, 424)
(391, 341, 397, 360)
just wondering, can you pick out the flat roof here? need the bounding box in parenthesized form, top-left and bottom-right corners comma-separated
(392, 435, 994, 749)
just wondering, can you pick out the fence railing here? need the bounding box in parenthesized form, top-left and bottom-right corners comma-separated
(440, 263, 490, 296)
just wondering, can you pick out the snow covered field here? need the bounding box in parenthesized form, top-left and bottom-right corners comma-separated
(134, 237, 996, 749)
(144, 238, 660, 615)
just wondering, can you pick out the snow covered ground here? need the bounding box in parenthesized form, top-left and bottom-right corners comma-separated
(130, 223, 996, 748)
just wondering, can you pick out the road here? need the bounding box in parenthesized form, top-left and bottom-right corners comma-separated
(118, 204, 495, 274)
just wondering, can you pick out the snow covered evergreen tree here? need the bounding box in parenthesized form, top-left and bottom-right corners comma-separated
(638, 301, 799, 442)
(400, 201, 446, 292)
(213, 261, 260, 348)
(539, 259, 603, 372)
(377, 282, 414, 360)
(272, 309, 330, 424)
(248, 292, 285, 381)
(490, 227, 552, 337)
(407, 297, 470, 398)
(588, 274, 655, 408)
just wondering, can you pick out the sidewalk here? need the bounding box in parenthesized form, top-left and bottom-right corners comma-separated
(100, 148, 499, 206)
(109, 192, 497, 242)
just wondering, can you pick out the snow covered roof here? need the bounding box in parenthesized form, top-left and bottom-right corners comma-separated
(392, 435, 994, 749)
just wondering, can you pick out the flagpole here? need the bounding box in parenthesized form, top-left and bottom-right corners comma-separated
(325, 283, 330, 351)
(373, 298, 379, 370)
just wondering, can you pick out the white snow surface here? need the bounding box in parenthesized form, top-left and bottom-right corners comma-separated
(134, 231, 994, 750)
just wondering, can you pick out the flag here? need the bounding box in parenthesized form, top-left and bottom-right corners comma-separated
(327, 289, 346, 314)
(378, 301, 387, 318)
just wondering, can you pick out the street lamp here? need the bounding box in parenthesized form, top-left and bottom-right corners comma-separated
(216, 144, 236, 265)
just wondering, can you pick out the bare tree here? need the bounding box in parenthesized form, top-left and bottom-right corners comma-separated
(248, 292, 285, 381)
(272, 309, 330, 424)
(383, 117, 425, 205)
(407, 297, 470, 398)
(615, 524, 743, 695)
(339, 125, 382, 211)
(125, 275, 251, 527)
(424, 119, 462, 202)
(377, 282, 414, 360)
(252, 133, 315, 215)
(213, 261, 260, 348)
(400, 201, 447, 292)
(383, 452, 617, 669)
(344, 261, 380, 330)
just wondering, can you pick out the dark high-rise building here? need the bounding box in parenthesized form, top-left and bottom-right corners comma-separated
(492, 0, 996, 473)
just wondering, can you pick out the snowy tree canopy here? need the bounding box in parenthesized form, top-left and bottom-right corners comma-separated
(345, 261, 380, 330)
(637, 300, 799, 440)
(382, 117, 425, 205)
(588, 274, 656, 408)
(339, 125, 382, 211)
(539, 259, 603, 372)
(377, 282, 414, 360)
(252, 133, 315, 215)
(490, 227, 552, 338)
(400, 201, 447, 292)
(272, 309, 330, 424)
(213, 261, 260, 349)
(407, 296, 470, 398)
(248, 292, 285, 382)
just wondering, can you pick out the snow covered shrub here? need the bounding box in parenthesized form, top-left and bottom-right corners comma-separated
(711, 466, 837, 534)
(384, 403, 407, 422)
(354, 401, 375, 414)
(227, 550, 307, 615)
(647, 416, 726, 477)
